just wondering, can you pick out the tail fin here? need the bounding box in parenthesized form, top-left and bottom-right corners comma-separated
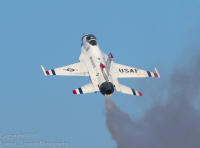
(105, 52, 114, 74)
(115, 83, 142, 96)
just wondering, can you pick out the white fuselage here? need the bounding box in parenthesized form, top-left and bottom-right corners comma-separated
(79, 35, 115, 95)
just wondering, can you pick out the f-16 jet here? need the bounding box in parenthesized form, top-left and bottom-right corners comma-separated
(41, 34, 160, 97)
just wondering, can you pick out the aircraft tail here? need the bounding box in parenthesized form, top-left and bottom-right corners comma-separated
(115, 83, 142, 96)
(105, 53, 114, 74)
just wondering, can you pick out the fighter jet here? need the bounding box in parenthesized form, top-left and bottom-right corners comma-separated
(41, 34, 160, 97)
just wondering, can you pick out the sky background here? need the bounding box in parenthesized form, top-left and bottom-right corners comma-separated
(0, 0, 200, 148)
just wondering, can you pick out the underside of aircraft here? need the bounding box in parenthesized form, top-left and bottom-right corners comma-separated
(41, 34, 160, 97)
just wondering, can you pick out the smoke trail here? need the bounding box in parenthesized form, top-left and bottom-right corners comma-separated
(106, 53, 200, 148)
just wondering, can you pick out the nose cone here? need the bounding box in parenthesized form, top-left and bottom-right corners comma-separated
(99, 82, 114, 96)
(86, 34, 97, 46)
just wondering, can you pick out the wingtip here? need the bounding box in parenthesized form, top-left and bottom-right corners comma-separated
(41, 65, 47, 76)
(138, 91, 142, 96)
(154, 67, 160, 78)
(73, 90, 77, 95)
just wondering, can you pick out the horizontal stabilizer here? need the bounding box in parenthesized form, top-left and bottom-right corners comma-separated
(115, 83, 142, 96)
(73, 83, 98, 95)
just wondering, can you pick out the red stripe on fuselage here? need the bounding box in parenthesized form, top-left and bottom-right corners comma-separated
(100, 63, 105, 69)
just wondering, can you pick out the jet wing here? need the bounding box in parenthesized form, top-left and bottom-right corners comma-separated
(111, 62, 160, 78)
(41, 62, 89, 77)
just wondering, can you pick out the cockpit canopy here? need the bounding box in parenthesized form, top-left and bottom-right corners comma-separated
(86, 34, 97, 46)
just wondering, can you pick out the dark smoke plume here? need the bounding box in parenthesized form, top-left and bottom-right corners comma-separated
(106, 53, 200, 148)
